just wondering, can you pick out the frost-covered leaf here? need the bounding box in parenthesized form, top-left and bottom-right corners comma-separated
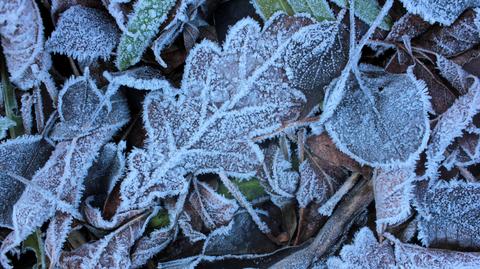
(415, 9, 480, 58)
(0, 73, 129, 269)
(103, 66, 170, 91)
(252, 0, 334, 21)
(59, 211, 154, 268)
(84, 141, 126, 198)
(189, 179, 238, 230)
(131, 223, 177, 268)
(46, 6, 120, 62)
(399, 0, 480, 26)
(0, 135, 53, 228)
(327, 227, 395, 269)
(116, 0, 177, 70)
(50, 71, 130, 141)
(0, 0, 51, 89)
(391, 234, 480, 268)
(425, 70, 480, 181)
(324, 66, 430, 167)
(332, 0, 392, 30)
(373, 166, 414, 233)
(45, 211, 74, 266)
(203, 211, 277, 256)
(83, 197, 145, 230)
(118, 13, 336, 211)
(415, 180, 480, 249)
(258, 144, 299, 207)
(0, 117, 15, 140)
(453, 132, 480, 167)
(178, 211, 207, 243)
(51, 0, 102, 15)
(151, 0, 206, 66)
(296, 159, 336, 208)
(330, 227, 480, 268)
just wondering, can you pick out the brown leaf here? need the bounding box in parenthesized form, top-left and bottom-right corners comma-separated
(188, 179, 238, 230)
(386, 13, 431, 42)
(373, 166, 415, 234)
(414, 9, 480, 58)
(59, 211, 152, 268)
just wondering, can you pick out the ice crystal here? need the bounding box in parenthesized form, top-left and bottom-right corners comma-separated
(46, 6, 120, 62)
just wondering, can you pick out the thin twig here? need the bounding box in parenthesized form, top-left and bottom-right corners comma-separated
(271, 178, 373, 269)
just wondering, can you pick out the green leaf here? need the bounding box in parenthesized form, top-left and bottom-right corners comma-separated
(148, 209, 170, 229)
(1, 50, 23, 138)
(23, 230, 47, 269)
(116, 0, 177, 70)
(218, 178, 267, 201)
(331, 0, 392, 30)
(253, 0, 335, 21)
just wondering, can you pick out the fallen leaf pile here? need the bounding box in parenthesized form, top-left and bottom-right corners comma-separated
(1, 0, 480, 268)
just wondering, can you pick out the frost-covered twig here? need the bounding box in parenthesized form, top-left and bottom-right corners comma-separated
(271, 178, 373, 268)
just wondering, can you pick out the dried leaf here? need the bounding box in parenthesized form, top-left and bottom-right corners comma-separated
(152, 0, 206, 66)
(330, 227, 480, 268)
(425, 70, 480, 181)
(118, 13, 334, 211)
(258, 144, 299, 207)
(84, 141, 126, 198)
(296, 159, 336, 208)
(327, 227, 395, 269)
(324, 66, 430, 167)
(373, 166, 415, 233)
(414, 9, 480, 57)
(59, 211, 153, 268)
(0, 0, 51, 89)
(0, 72, 129, 268)
(415, 180, 480, 249)
(46, 6, 120, 62)
(116, 0, 177, 70)
(391, 235, 480, 268)
(0, 135, 53, 228)
(203, 211, 277, 256)
(398, 0, 480, 26)
(131, 224, 177, 268)
(189, 179, 239, 230)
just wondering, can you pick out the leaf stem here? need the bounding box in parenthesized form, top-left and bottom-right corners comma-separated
(1, 49, 24, 138)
